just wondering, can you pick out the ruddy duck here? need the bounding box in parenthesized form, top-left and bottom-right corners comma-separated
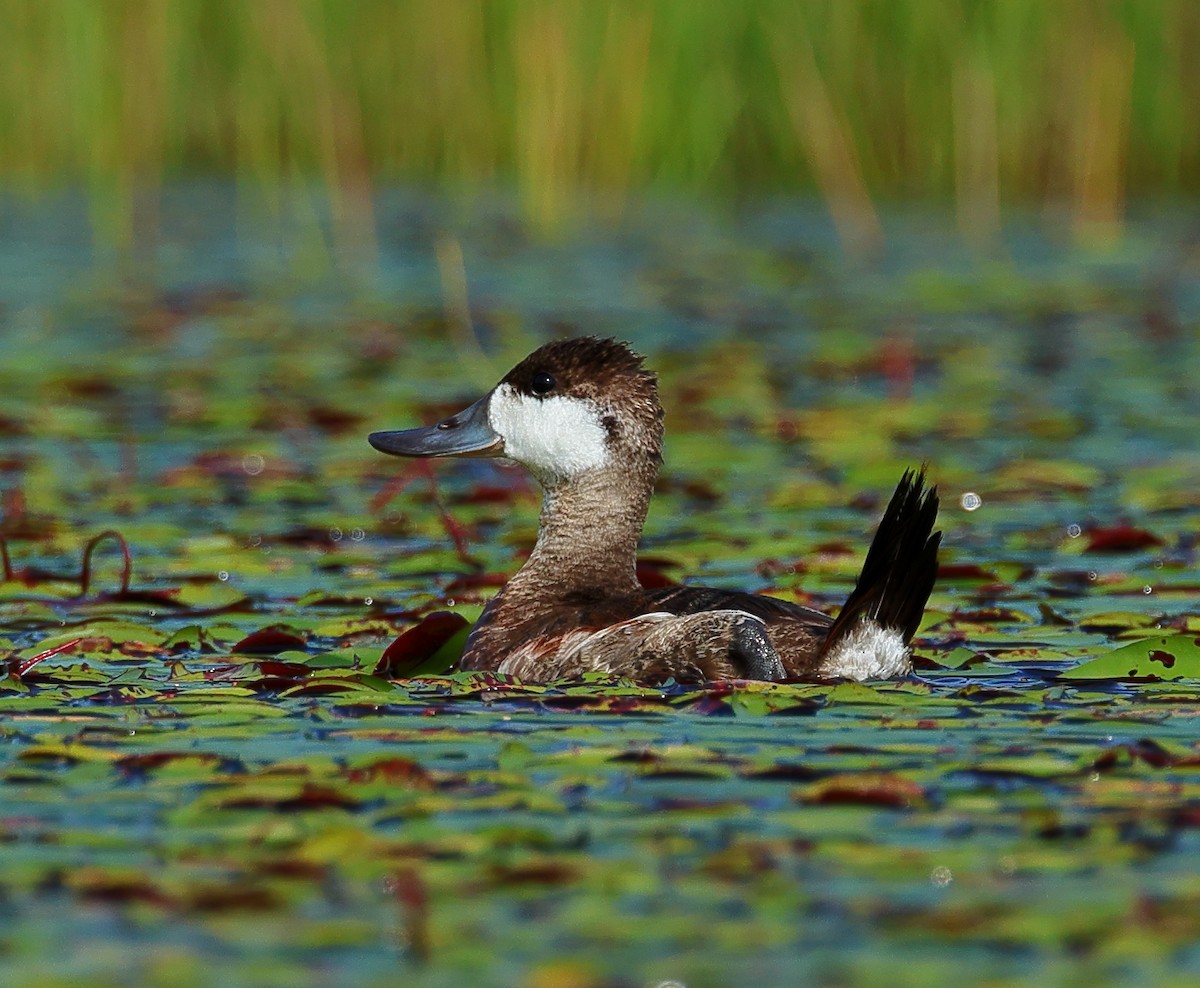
(369, 337, 940, 682)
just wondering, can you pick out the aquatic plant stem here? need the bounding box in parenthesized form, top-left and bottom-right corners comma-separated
(15, 639, 84, 678)
(80, 530, 132, 596)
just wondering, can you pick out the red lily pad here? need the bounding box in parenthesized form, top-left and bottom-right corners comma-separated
(801, 772, 927, 808)
(375, 611, 470, 678)
(637, 559, 680, 589)
(231, 628, 308, 655)
(343, 757, 436, 789)
(1084, 525, 1165, 553)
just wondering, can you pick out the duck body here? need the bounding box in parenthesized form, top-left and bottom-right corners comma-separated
(370, 337, 940, 683)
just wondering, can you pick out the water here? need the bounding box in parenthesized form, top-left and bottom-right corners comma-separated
(1, 187, 1199, 986)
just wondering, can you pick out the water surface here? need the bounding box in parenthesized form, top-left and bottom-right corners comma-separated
(1, 189, 1199, 986)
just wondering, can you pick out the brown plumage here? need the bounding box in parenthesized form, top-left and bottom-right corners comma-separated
(369, 337, 941, 683)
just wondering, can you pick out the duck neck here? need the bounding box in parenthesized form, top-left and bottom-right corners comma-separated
(511, 467, 652, 599)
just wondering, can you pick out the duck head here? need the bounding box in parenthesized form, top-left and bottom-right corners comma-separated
(369, 337, 663, 487)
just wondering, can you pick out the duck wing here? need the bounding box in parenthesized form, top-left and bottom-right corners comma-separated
(640, 584, 833, 630)
(496, 609, 785, 682)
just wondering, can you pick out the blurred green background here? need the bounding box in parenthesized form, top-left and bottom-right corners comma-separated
(4, 0, 1198, 245)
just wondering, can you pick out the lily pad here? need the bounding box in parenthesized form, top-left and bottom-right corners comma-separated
(377, 611, 470, 678)
(1059, 635, 1200, 681)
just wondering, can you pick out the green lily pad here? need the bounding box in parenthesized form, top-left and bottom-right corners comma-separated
(306, 646, 386, 670)
(1059, 635, 1200, 680)
(167, 582, 251, 611)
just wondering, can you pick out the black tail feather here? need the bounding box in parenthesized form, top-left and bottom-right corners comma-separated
(818, 468, 941, 655)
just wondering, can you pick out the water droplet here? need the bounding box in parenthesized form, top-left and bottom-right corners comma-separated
(960, 492, 982, 512)
(364, 597, 374, 606)
(930, 865, 953, 888)
(249, 534, 262, 548)
(1067, 523, 1082, 538)
(242, 453, 265, 476)
(1143, 585, 1153, 594)
(351, 528, 366, 541)
(218, 571, 230, 582)
(1087, 571, 1097, 581)
(445, 598, 456, 607)
(147, 610, 156, 618)
(329, 527, 343, 542)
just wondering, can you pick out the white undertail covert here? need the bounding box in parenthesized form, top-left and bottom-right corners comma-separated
(820, 621, 911, 680)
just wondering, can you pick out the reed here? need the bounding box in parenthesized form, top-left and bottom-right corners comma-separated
(0, 0, 1194, 238)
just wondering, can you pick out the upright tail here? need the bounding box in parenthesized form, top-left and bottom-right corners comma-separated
(818, 468, 941, 677)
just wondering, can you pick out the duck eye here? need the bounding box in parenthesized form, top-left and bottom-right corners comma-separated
(530, 371, 556, 396)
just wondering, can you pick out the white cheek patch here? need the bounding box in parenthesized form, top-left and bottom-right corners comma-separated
(487, 384, 611, 481)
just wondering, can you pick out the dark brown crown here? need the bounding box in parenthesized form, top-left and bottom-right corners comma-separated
(502, 337, 653, 400)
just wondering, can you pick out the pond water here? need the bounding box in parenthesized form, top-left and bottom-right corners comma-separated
(1, 188, 1199, 986)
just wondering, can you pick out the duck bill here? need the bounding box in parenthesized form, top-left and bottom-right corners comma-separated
(368, 394, 504, 459)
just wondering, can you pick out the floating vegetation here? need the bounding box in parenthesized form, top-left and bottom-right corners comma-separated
(1, 192, 1199, 984)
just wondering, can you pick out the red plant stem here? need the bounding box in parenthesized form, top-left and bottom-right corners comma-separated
(389, 867, 430, 964)
(80, 530, 132, 595)
(3, 486, 25, 527)
(370, 462, 474, 563)
(369, 466, 418, 514)
(881, 332, 915, 400)
(16, 638, 84, 677)
(418, 461, 473, 562)
(0, 536, 11, 581)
